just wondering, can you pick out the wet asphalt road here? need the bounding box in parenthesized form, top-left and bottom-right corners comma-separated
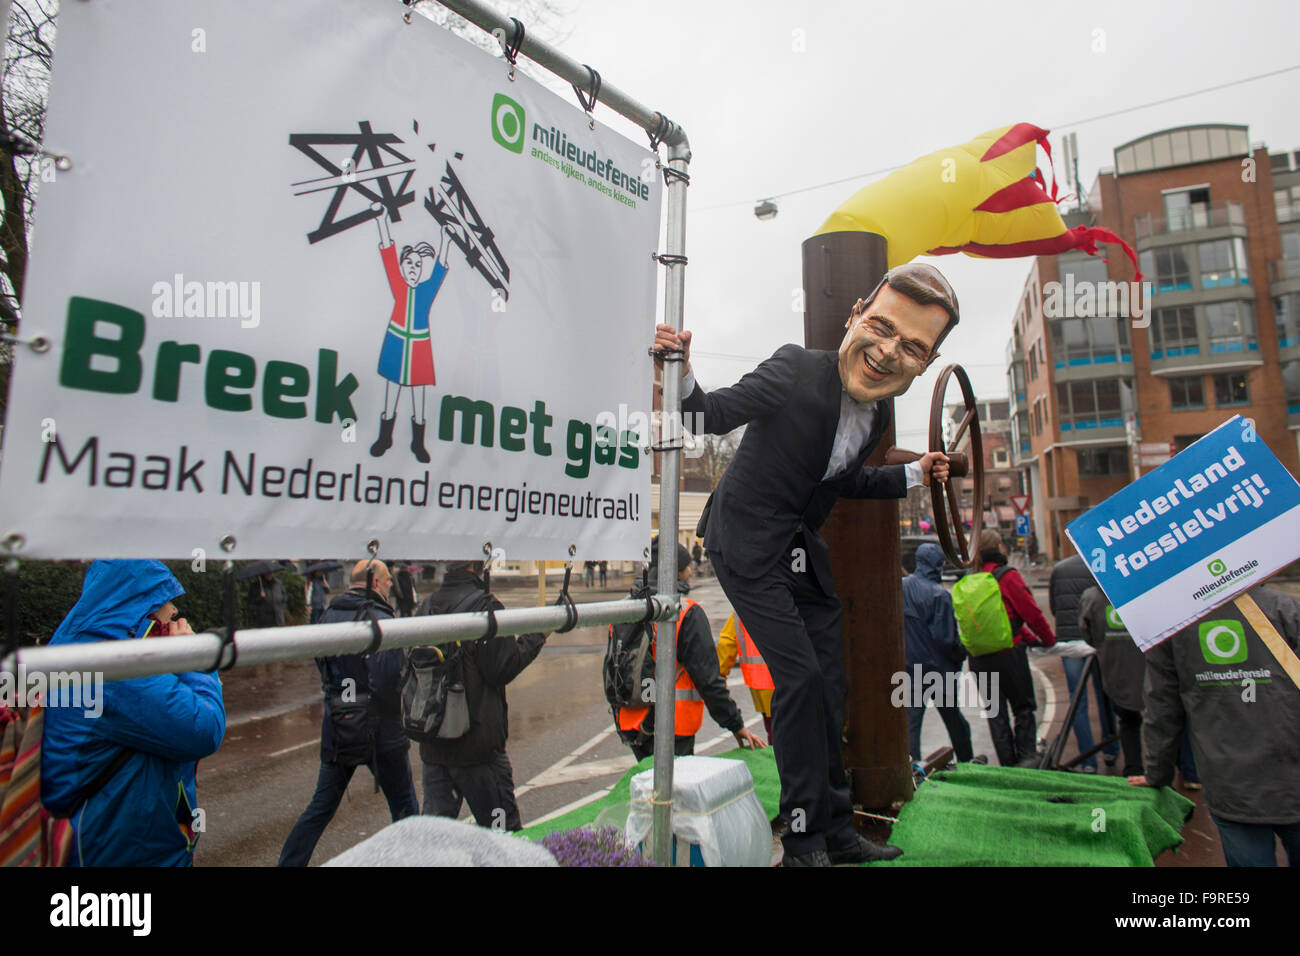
(194, 571, 1068, 866)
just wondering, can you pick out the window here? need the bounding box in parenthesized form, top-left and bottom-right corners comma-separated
(1169, 375, 1205, 410)
(1277, 187, 1300, 222)
(1284, 359, 1300, 413)
(1283, 230, 1300, 262)
(1029, 340, 1038, 380)
(1078, 446, 1128, 477)
(1057, 379, 1128, 431)
(1204, 300, 1256, 353)
(1049, 315, 1129, 367)
(1013, 411, 1031, 453)
(1139, 245, 1193, 293)
(1212, 372, 1249, 406)
(1197, 238, 1249, 287)
(1276, 293, 1300, 348)
(1060, 256, 1109, 289)
(1150, 306, 1198, 357)
(993, 448, 1009, 468)
(1164, 187, 1210, 230)
(1009, 362, 1026, 399)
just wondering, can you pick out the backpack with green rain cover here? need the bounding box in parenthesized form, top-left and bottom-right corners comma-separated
(951, 565, 1018, 657)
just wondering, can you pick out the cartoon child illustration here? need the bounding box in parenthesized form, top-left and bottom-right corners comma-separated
(369, 201, 451, 462)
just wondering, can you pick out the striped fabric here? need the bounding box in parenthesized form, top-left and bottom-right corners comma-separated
(0, 705, 73, 867)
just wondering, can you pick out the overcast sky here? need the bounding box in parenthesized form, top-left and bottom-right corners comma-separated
(486, 0, 1300, 448)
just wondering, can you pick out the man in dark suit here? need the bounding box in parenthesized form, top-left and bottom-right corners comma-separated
(652, 263, 958, 866)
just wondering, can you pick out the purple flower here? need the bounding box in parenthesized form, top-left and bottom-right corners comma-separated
(539, 825, 661, 867)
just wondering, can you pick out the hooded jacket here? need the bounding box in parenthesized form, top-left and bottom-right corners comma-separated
(1141, 585, 1300, 824)
(417, 569, 547, 768)
(902, 543, 965, 672)
(1048, 554, 1095, 643)
(41, 560, 226, 866)
(317, 588, 408, 758)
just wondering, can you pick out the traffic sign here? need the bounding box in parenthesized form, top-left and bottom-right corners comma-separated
(1015, 514, 1030, 535)
(1009, 494, 1031, 514)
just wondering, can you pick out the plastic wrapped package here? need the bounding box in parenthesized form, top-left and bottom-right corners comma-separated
(626, 756, 770, 867)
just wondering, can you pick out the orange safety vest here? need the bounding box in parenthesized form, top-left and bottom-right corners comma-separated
(735, 618, 775, 691)
(616, 598, 705, 736)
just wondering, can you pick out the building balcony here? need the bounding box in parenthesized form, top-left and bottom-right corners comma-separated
(1134, 201, 1244, 243)
(1270, 259, 1300, 297)
(1149, 342, 1261, 376)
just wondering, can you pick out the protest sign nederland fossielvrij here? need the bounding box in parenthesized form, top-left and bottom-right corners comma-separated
(1064, 415, 1300, 651)
(0, 1, 662, 561)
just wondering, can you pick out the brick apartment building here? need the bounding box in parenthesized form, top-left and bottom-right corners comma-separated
(1008, 123, 1300, 561)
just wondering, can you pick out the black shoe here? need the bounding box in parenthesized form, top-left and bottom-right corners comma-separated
(782, 848, 832, 867)
(410, 417, 430, 463)
(1017, 751, 1045, 768)
(970, 754, 989, 765)
(369, 414, 395, 457)
(827, 831, 903, 864)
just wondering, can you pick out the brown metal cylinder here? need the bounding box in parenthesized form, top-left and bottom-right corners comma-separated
(801, 231, 912, 809)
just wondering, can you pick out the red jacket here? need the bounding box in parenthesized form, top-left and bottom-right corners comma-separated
(981, 559, 1056, 648)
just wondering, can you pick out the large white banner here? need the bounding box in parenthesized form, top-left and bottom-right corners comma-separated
(0, 1, 661, 561)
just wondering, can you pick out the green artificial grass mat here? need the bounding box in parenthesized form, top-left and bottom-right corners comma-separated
(519, 747, 781, 842)
(522, 748, 1193, 867)
(877, 763, 1194, 867)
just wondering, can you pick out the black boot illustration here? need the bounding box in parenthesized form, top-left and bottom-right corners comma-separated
(410, 417, 431, 463)
(370, 414, 395, 457)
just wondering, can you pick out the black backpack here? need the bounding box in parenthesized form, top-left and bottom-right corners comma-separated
(320, 597, 389, 767)
(399, 586, 490, 742)
(603, 580, 657, 737)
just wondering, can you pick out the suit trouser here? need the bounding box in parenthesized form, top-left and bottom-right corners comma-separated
(711, 548, 854, 856)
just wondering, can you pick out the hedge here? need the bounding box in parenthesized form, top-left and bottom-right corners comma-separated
(7, 560, 307, 647)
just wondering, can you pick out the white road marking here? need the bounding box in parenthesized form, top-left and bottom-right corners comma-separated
(1028, 660, 1057, 730)
(525, 786, 618, 827)
(268, 739, 316, 759)
(516, 724, 617, 797)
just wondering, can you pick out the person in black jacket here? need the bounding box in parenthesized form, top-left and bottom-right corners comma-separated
(279, 560, 419, 866)
(417, 562, 546, 831)
(1049, 554, 1119, 771)
(621, 541, 765, 762)
(651, 263, 954, 866)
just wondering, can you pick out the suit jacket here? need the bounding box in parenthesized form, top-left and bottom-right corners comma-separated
(684, 344, 907, 594)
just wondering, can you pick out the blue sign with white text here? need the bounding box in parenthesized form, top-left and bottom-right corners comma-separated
(1065, 416, 1300, 649)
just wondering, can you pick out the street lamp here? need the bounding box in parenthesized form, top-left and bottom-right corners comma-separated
(754, 199, 778, 221)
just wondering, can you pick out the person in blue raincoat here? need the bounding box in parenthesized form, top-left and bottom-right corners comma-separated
(41, 560, 226, 866)
(901, 543, 973, 763)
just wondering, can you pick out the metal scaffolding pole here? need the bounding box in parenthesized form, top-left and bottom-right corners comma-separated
(650, 137, 691, 864)
(2, 596, 674, 682)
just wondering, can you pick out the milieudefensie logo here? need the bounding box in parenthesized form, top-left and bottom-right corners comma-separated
(1198, 619, 1247, 664)
(491, 93, 526, 154)
(1207, 558, 1227, 576)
